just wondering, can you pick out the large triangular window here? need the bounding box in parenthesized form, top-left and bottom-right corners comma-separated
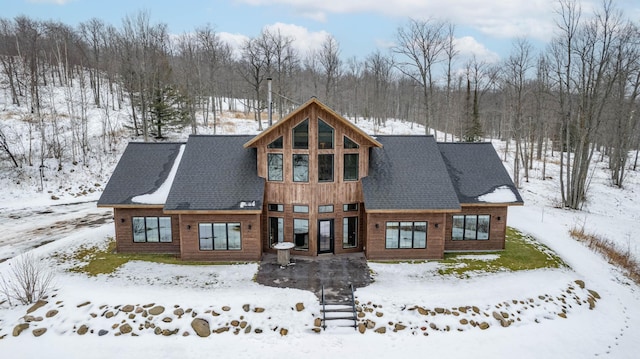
(344, 136, 359, 149)
(268, 136, 283, 149)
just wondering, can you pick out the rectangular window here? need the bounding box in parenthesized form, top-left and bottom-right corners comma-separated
(268, 154, 283, 181)
(293, 219, 309, 250)
(318, 205, 334, 213)
(452, 215, 490, 241)
(132, 217, 172, 243)
(293, 205, 309, 213)
(318, 154, 334, 182)
(344, 153, 359, 181)
(343, 203, 358, 212)
(199, 222, 242, 250)
(293, 119, 309, 149)
(293, 154, 309, 182)
(343, 217, 358, 249)
(385, 221, 428, 249)
(268, 203, 284, 212)
(269, 217, 284, 247)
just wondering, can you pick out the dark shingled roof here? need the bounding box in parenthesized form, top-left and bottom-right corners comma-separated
(362, 136, 461, 211)
(164, 135, 264, 211)
(438, 142, 523, 204)
(97, 142, 184, 206)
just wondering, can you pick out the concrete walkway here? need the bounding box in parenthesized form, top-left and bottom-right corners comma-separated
(256, 253, 373, 301)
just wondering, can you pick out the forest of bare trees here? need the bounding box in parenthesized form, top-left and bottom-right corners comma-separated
(0, 0, 638, 210)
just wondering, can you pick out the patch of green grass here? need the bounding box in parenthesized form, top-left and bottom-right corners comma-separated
(57, 238, 250, 276)
(438, 227, 567, 277)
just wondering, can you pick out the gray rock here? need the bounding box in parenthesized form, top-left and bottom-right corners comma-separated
(98, 329, 109, 336)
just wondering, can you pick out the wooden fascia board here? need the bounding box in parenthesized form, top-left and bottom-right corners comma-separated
(243, 97, 382, 148)
(164, 209, 263, 215)
(365, 208, 462, 214)
(98, 204, 165, 209)
(460, 202, 524, 207)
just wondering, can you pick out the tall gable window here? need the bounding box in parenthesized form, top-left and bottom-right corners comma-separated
(268, 136, 283, 149)
(344, 136, 359, 149)
(268, 153, 283, 181)
(344, 153, 359, 181)
(318, 154, 334, 182)
(293, 154, 309, 182)
(318, 119, 334, 149)
(293, 119, 309, 149)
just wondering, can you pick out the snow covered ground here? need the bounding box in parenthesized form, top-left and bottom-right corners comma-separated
(1, 89, 639, 357)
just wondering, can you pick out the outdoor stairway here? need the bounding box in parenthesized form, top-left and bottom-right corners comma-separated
(320, 284, 358, 331)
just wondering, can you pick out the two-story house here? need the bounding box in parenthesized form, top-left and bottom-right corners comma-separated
(98, 98, 523, 261)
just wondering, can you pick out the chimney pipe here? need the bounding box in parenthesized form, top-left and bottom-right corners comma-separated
(267, 77, 273, 127)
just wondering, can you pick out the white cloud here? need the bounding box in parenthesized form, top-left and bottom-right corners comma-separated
(237, 0, 559, 41)
(27, 0, 73, 4)
(263, 23, 329, 54)
(453, 36, 500, 64)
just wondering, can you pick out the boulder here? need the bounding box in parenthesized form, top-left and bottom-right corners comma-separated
(27, 300, 47, 314)
(358, 323, 366, 334)
(253, 307, 265, 313)
(479, 322, 490, 330)
(13, 323, 29, 337)
(314, 318, 322, 327)
(98, 329, 109, 336)
(46, 310, 58, 318)
(279, 328, 288, 336)
(394, 323, 406, 331)
(222, 306, 231, 312)
(242, 304, 250, 312)
(121, 305, 134, 312)
(374, 327, 386, 334)
(191, 318, 211, 337)
(32, 328, 47, 337)
(295, 303, 305, 311)
(77, 325, 89, 335)
(148, 306, 165, 315)
(574, 279, 585, 289)
(174, 308, 184, 317)
(120, 323, 133, 334)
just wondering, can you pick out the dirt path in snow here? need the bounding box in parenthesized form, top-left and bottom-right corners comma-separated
(0, 201, 112, 262)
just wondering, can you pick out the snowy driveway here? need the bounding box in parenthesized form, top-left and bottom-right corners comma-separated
(0, 200, 112, 262)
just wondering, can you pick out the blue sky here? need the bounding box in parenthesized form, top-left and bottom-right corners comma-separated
(4, 0, 640, 63)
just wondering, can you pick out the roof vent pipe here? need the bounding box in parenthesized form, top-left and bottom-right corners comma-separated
(267, 77, 273, 127)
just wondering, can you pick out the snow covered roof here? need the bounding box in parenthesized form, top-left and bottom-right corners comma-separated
(97, 142, 185, 207)
(362, 136, 461, 211)
(438, 142, 523, 205)
(164, 135, 264, 212)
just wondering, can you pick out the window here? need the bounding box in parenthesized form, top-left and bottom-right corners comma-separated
(293, 119, 308, 149)
(344, 153, 359, 181)
(293, 154, 309, 182)
(343, 217, 358, 248)
(318, 119, 334, 149)
(318, 205, 334, 213)
(269, 217, 284, 247)
(198, 222, 241, 250)
(268, 154, 283, 181)
(343, 203, 358, 212)
(293, 205, 309, 213)
(293, 219, 309, 250)
(132, 217, 172, 243)
(452, 215, 490, 240)
(344, 136, 359, 149)
(318, 154, 334, 182)
(268, 136, 283, 149)
(268, 203, 284, 212)
(385, 221, 427, 249)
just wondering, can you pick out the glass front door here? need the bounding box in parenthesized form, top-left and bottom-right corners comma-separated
(318, 219, 334, 254)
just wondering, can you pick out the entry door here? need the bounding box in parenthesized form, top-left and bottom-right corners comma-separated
(318, 219, 334, 254)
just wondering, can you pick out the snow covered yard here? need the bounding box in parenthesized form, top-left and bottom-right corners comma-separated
(0, 109, 639, 357)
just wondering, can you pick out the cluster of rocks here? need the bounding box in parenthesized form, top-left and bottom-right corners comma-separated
(350, 280, 600, 335)
(4, 279, 600, 338)
(7, 299, 309, 338)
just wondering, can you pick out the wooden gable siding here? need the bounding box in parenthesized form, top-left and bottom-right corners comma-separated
(364, 212, 447, 260)
(443, 206, 508, 252)
(252, 102, 372, 256)
(178, 213, 262, 261)
(113, 208, 181, 254)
